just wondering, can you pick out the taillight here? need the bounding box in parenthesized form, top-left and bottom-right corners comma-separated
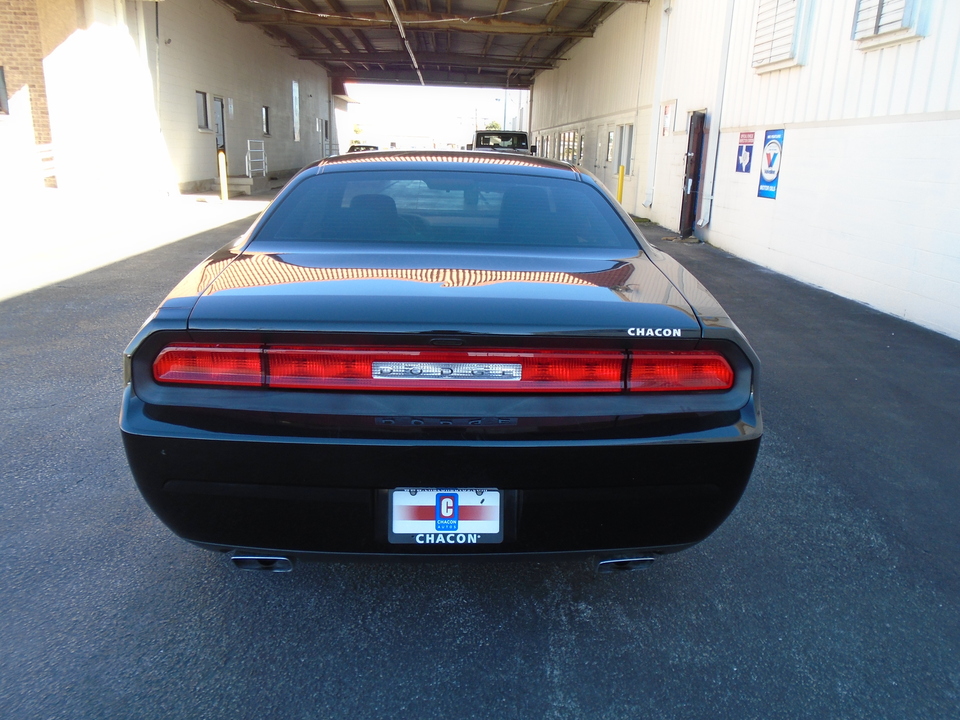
(151, 344, 734, 393)
(628, 351, 733, 392)
(153, 344, 262, 386)
(266, 347, 623, 392)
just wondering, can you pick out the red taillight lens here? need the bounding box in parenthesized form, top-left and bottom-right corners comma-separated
(152, 344, 262, 386)
(266, 347, 624, 392)
(151, 344, 735, 393)
(628, 351, 734, 392)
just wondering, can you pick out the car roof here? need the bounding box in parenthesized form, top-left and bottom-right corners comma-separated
(311, 150, 581, 179)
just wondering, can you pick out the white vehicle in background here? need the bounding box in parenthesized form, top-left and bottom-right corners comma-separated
(470, 131, 534, 155)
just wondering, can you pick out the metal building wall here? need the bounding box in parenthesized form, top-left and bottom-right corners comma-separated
(147, 0, 332, 192)
(19, 0, 334, 195)
(530, 0, 960, 340)
(529, 2, 656, 216)
(647, 0, 733, 231)
(705, 0, 960, 340)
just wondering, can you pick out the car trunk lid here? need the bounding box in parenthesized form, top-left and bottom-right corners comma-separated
(186, 249, 701, 339)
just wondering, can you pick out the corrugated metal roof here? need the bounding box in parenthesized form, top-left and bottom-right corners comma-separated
(214, 0, 647, 88)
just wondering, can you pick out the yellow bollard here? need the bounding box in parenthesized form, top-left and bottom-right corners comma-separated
(616, 165, 625, 203)
(218, 150, 229, 201)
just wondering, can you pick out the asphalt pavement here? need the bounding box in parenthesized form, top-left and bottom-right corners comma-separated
(1, 210, 958, 719)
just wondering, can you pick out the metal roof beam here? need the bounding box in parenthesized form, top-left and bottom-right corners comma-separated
(300, 51, 559, 70)
(337, 68, 533, 88)
(234, 11, 595, 37)
(316, 0, 378, 54)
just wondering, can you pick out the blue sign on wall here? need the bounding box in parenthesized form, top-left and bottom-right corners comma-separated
(758, 129, 784, 199)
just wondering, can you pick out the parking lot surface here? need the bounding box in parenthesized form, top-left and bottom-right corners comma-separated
(1, 211, 958, 719)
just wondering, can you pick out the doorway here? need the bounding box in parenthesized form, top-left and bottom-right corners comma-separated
(597, 124, 616, 191)
(679, 111, 706, 237)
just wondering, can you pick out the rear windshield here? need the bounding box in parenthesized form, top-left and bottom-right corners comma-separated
(475, 132, 528, 150)
(251, 170, 640, 251)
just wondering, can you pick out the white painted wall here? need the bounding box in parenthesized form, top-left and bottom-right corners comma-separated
(148, 0, 332, 190)
(44, 18, 178, 195)
(530, 2, 657, 215)
(529, 0, 960, 340)
(703, 0, 960, 339)
(0, 85, 44, 194)
(36, 0, 334, 195)
(647, 0, 734, 231)
(708, 115, 960, 338)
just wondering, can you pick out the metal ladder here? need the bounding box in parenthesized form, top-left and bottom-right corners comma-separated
(245, 140, 267, 177)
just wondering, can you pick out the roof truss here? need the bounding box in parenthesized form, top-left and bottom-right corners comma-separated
(216, 0, 645, 88)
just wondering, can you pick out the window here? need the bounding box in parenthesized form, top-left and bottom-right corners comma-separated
(606, 131, 614, 163)
(852, 0, 923, 50)
(752, 0, 805, 73)
(262, 106, 270, 136)
(196, 91, 209, 129)
(560, 131, 578, 164)
(251, 170, 640, 252)
(292, 80, 300, 142)
(578, 132, 585, 166)
(617, 124, 634, 175)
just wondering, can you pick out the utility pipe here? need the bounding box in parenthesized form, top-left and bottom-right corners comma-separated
(642, 0, 672, 208)
(385, 0, 424, 86)
(696, 0, 737, 232)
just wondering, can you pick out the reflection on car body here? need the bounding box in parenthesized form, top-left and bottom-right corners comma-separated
(120, 150, 761, 569)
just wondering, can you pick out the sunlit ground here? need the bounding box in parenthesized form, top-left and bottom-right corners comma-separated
(1, 189, 270, 302)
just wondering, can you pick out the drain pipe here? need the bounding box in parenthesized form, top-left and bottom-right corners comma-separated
(695, 0, 736, 233)
(641, 0, 672, 209)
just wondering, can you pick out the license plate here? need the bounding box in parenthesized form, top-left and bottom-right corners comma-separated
(389, 488, 502, 545)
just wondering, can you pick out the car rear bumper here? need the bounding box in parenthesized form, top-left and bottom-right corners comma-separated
(121, 393, 760, 556)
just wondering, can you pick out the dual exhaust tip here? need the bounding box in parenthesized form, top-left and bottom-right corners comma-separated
(228, 553, 655, 574)
(229, 553, 294, 573)
(596, 556, 656, 573)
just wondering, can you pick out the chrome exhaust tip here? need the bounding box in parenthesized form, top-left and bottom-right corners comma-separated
(596, 556, 657, 573)
(229, 554, 294, 572)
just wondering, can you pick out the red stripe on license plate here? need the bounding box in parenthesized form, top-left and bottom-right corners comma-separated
(399, 505, 497, 521)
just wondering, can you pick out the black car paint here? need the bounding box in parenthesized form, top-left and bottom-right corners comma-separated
(120, 152, 762, 561)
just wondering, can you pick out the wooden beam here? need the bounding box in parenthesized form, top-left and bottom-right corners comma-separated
(297, 51, 559, 70)
(338, 68, 534, 88)
(539, 1, 621, 71)
(233, 11, 595, 37)
(319, 0, 378, 54)
(514, 0, 571, 62)
(481, 0, 510, 56)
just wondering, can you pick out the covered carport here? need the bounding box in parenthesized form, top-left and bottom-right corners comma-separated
(214, 0, 636, 88)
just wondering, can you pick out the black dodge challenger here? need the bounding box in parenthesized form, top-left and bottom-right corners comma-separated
(120, 151, 761, 571)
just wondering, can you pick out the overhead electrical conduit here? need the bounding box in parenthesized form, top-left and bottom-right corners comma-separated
(642, 0, 671, 209)
(385, 0, 425, 86)
(696, 0, 736, 231)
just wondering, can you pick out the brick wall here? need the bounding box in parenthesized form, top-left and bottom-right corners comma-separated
(0, 0, 51, 145)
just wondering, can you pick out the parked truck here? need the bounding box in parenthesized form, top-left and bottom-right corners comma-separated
(470, 130, 534, 155)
